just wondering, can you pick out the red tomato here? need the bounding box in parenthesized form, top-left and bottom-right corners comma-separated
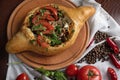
(37, 35, 49, 48)
(44, 6, 58, 20)
(77, 65, 102, 80)
(65, 64, 78, 77)
(37, 35, 43, 46)
(41, 42, 49, 48)
(16, 73, 29, 80)
(39, 20, 54, 31)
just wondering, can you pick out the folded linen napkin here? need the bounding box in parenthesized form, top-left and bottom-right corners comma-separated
(6, 0, 120, 80)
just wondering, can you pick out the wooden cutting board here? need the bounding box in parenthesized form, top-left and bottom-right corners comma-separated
(7, 0, 89, 70)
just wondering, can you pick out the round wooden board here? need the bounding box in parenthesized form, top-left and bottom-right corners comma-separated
(7, 0, 89, 70)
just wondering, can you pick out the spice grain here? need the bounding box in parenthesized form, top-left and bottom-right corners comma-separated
(79, 31, 120, 64)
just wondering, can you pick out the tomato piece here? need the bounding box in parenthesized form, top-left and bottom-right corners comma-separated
(32, 15, 38, 25)
(37, 35, 49, 48)
(37, 35, 43, 46)
(46, 14, 55, 21)
(42, 30, 51, 34)
(65, 64, 78, 77)
(44, 6, 58, 20)
(41, 42, 49, 48)
(41, 13, 55, 21)
(33, 20, 54, 34)
(16, 73, 29, 80)
(77, 65, 102, 80)
(32, 13, 55, 25)
(39, 20, 54, 31)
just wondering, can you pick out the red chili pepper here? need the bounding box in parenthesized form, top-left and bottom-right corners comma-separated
(109, 54, 120, 69)
(106, 38, 119, 54)
(107, 67, 118, 80)
(44, 6, 58, 20)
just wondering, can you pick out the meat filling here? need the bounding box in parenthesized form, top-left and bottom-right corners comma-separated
(28, 5, 74, 47)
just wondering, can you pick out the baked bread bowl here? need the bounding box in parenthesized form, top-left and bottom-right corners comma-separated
(6, 4, 95, 56)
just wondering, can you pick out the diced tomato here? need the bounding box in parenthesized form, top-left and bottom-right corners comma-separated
(37, 35, 49, 48)
(42, 30, 51, 34)
(44, 6, 58, 20)
(39, 20, 54, 31)
(32, 15, 38, 25)
(41, 42, 49, 48)
(46, 14, 55, 21)
(37, 35, 42, 46)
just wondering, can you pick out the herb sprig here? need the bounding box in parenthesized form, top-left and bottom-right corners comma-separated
(35, 68, 67, 80)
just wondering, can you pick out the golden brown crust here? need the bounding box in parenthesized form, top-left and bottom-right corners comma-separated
(6, 5, 95, 56)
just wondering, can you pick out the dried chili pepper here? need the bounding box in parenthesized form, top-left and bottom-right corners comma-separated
(109, 54, 120, 69)
(106, 38, 119, 54)
(107, 67, 118, 80)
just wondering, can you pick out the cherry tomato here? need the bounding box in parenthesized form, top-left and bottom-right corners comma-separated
(16, 73, 29, 80)
(77, 65, 102, 80)
(65, 64, 78, 77)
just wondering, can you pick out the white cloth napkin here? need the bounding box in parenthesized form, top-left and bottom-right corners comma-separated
(6, 0, 120, 80)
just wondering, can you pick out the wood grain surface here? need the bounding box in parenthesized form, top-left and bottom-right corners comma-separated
(0, 0, 120, 79)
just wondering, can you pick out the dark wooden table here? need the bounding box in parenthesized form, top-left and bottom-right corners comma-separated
(0, 0, 120, 80)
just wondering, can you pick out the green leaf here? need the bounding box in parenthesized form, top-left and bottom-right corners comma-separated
(36, 67, 51, 77)
(55, 25, 62, 34)
(49, 32, 62, 46)
(29, 39, 36, 44)
(29, 15, 33, 26)
(31, 24, 46, 31)
(58, 10, 63, 17)
(40, 9, 46, 16)
(36, 68, 67, 80)
(54, 71, 67, 80)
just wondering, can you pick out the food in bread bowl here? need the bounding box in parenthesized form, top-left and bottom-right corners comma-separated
(6, 4, 95, 56)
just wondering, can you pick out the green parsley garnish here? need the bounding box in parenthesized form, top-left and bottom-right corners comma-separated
(31, 24, 46, 31)
(55, 25, 62, 34)
(29, 15, 33, 26)
(35, 67, 67, 80)
(49, 32, 62, 46)
(40, 9, 46, 16)
(58, 11, 63, 17)
(29, 39, 36, 44)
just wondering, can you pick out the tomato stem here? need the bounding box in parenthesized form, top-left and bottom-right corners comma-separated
(87, 70, 98, 80)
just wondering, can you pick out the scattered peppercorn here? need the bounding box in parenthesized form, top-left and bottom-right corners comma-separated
(78, 31, 120, 64)
(94, 31, 110, 43)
